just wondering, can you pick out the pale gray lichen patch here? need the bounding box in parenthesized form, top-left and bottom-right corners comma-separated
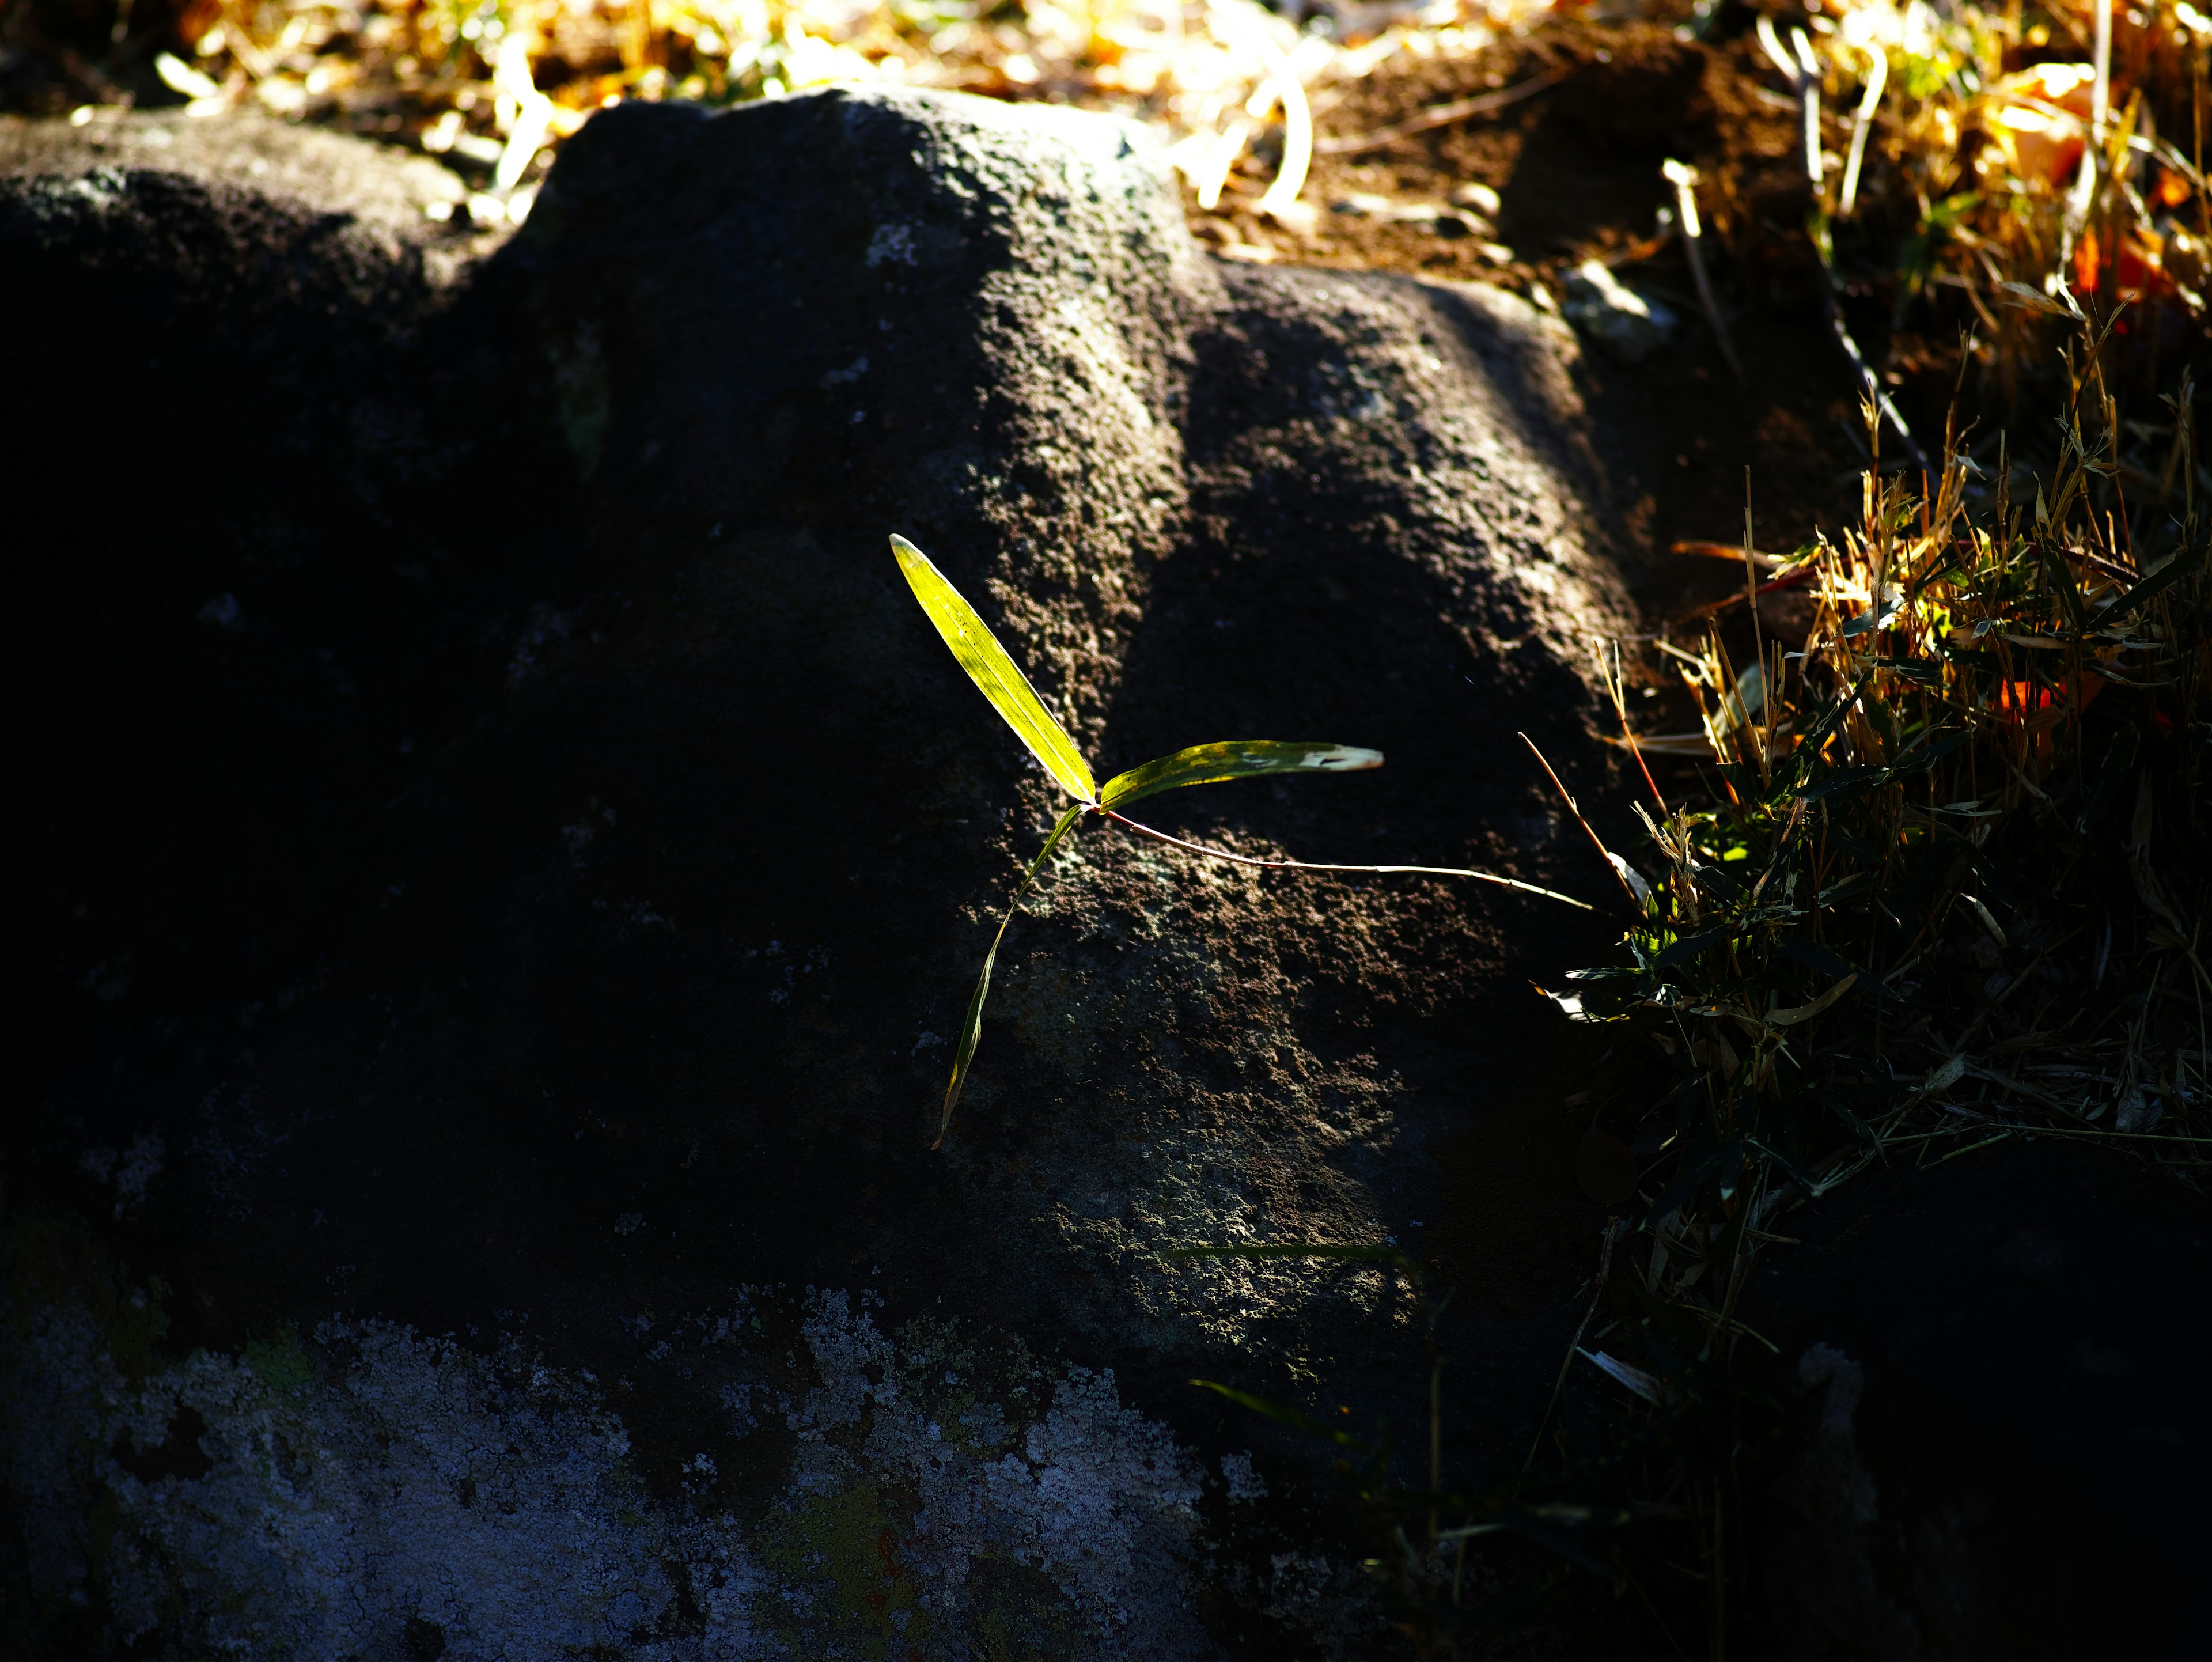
(5, 1297, 765, 1658)
(756, 1292, 1213, 1658)
(3, 1277, 1229, 1660)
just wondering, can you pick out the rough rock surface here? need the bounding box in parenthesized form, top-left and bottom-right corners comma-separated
(9, 88, 1636, 1656)
(0, 104, 474, 226)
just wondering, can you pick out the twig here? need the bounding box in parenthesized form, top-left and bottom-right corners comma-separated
(1673, 566, 1817, 622)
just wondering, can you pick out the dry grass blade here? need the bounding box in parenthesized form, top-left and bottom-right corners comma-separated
(1099, 808, 1595, 910)
(1520, 730, 1646, 908)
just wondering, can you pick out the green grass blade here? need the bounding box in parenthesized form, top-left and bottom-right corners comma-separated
(2099, 541, 2207, 627)
(1100, 740, 1382, 809)
(891, 535, 1098, 805)
(932, 802, 1087, 1149)
(1190, 1379, 1365, 1452)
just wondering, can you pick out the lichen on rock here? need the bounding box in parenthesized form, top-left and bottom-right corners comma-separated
(10, 77, 1634, 1657)
(4, 1265, 1230, 1660)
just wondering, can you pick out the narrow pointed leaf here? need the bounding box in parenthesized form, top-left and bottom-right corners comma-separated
(891, 535, 1097, 805)
(1100, 740, 1383, 809)
(1190, 1380, 1365, 1453)
(932, 802, 1087, 1149)
(2099, 542, 2207, 627)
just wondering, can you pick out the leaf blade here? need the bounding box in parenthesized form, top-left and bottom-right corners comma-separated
(931, 802, 1088, 1149)
(1100, 740, 1383, 808)
(891, 535, 1097, 805)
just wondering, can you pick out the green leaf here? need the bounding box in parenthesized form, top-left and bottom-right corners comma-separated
(1190, 1379, 1365, 1453)
(2099, 541, 2207, 627)
(932, 802, 1087, 1149)
(1781, 672, 1872, 794)
(2076, 722, 2139, 836)
(1099, 740, 1384, 808)
(891, 535, 1098, 805)
(1649, 925, 1738, 971)
(1800, 764, 1885, 804)
(1771, 935, 1904, 1001)
(2038, 535, 2089, 635)
(1890, 726, 1971, 774)
(1633, 1138, 1745, 1229)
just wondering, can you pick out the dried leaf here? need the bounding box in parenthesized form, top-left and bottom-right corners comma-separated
(1923, 1053, 1968, 1095)
(1579, 1348, 1664, 1403)
(1768, 972, 1858, 1027)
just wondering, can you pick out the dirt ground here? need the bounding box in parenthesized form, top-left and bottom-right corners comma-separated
(1194, 12, 1903, 626)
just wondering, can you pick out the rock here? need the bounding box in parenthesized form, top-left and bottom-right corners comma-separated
(0, 103, 475, 232)
(1738, 1142, 2212, 1659)
(9, 88, 1635, 1656)
(6, 1239, 1225, 1660)
(1560, 258, 1678, 364)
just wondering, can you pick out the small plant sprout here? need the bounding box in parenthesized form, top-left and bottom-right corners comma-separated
(890, 533, 1591, 1146)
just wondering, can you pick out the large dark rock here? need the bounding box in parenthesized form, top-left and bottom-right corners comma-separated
(6, 88, 1637, 1657)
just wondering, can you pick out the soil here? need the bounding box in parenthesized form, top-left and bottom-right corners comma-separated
(1193, 11, 1904, 622)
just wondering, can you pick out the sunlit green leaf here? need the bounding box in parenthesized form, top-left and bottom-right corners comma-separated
(891, 534, 1098, 805)
(931, 802, 1086, 1149)
(1099, 740, 1384, 809)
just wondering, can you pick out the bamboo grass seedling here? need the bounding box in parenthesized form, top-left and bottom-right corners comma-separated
(890, 533, 1591, 1148)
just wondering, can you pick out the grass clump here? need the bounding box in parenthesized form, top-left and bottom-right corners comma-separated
(1198, 338, 2207, 1653)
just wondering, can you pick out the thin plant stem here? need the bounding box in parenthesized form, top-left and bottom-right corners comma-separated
(1520, 731, 1645, 906)
(1600, 637, 1670, 815)
(1520, 1220, 1617, 1483)
(1095, 808, 1596, 910)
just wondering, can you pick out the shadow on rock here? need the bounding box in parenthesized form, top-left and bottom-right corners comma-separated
(7, 89, 1636, 1658)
